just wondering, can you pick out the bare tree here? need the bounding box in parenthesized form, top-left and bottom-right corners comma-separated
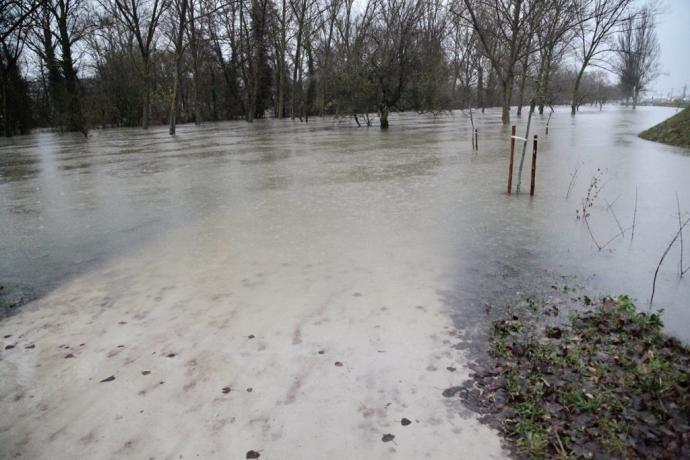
(167, 0, 189, 134)
(615, 4, 659, 108)
(0, 0, 38, 135)
(459, 0, 544, 125)
(104, 0, 170, 129)
(570, 0, 633, 115)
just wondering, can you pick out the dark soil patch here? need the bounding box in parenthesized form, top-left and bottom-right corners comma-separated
(453, 295, 690, 459)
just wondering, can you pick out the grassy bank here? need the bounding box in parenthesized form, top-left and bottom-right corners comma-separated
(639, 107, 690, 148)
(452, 295, 690, 459)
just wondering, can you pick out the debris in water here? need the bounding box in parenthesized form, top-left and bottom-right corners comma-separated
(382, 434, 395, 442)
(401, 418, 411, 426)
(100, 376, 116, 383)
(246, 450, 260, 459)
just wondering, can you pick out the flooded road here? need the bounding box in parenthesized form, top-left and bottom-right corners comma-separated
(1, 106, 689, 459)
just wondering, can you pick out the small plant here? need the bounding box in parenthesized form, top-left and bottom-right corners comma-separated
(576, 169, 605, 220)
(459, 295, 690, 459)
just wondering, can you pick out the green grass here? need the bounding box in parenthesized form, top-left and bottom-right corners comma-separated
(639, 106, 690, 148)
(480, 295, 690, 459)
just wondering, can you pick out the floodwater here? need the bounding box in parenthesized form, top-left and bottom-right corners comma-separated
(0, 105, 689, 459)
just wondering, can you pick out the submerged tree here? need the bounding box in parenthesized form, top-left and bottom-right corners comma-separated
(104, 0, 170, 129)
(0, 0, 38, 136)
(570, 0, 633, 115)
(615, 5, 660, 109)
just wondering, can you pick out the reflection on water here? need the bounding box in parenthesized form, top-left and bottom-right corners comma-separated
(1, 106, 689, 339)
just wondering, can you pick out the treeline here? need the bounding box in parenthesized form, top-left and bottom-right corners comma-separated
(0, 0, 658, 136)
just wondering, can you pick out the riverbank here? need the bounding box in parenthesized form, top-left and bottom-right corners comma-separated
(453, 293, 690, 458)
(639, 106, 690, 148)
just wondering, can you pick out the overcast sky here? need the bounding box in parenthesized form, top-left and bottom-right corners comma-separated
(652, 0, 690, 97)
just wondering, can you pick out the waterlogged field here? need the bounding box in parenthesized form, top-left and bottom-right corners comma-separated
(0, 106, 688, 459)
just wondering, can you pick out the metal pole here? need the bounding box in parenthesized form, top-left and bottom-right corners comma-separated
(508, 125, 515, 194)
(530, 134, 538, 196)
(474, 129, 478, 150)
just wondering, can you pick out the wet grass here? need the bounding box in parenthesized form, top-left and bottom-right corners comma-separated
(639, 106, 690, 148)
(455, 295, 690, 459)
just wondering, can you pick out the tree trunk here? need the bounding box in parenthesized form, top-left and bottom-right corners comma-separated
(379, 104, 389, 129)
(169, 0, 189, 135)
(142, 58, 151, 129)
(1, 72, 9, 137)
(477, 67, 484, 113)
(277, 0, 286, 118)
(571, 65, 586, 116)
(290, 13, 304, 120)
(57, 8, 85, 134)
(189, 3, 201, 124)
(516, 71, 526, 116)
(501, 76, 513, 125)
(168, 73, 180, 134)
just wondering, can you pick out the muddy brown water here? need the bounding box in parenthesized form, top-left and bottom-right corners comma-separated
(1, 106, 689, 340)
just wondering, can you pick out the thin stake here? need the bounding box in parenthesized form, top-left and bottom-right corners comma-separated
(565, 164, 580, 200)
(631, 186, 638, 242)
(474, 129, 479, 150)
(530, 135, 538, 196)
(650, 217, 690, 306)
(676, 193, 684, 277)
(508, 125, 516, 194)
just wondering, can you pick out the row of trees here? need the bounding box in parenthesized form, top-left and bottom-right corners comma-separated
(0, 0, 659, 136)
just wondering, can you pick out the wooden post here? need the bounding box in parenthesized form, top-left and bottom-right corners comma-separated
(530, 134, 538, 196)
(474, 129, 479, 150)
(507, 125, 515, 194)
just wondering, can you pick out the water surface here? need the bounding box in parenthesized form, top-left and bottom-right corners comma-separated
(1, 106, 689, 339)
